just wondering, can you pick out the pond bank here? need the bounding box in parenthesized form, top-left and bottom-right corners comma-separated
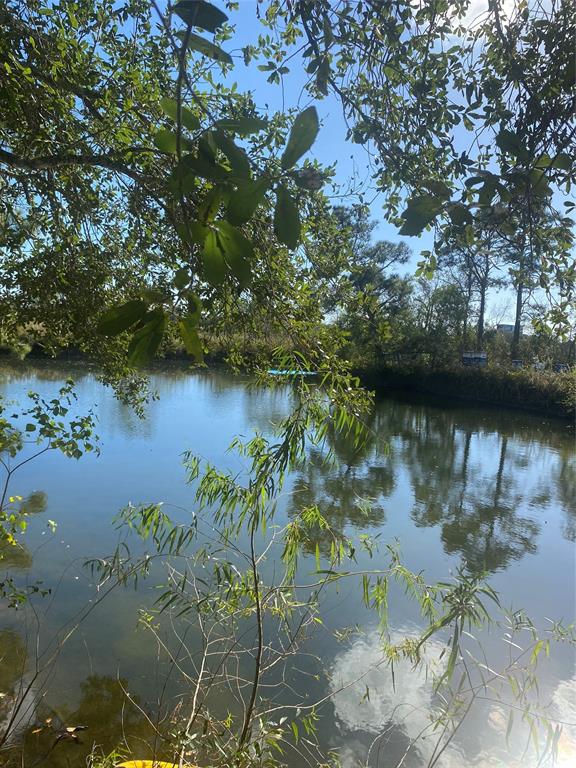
(355, 363, 576, 420)
(2, 346, 574, 420)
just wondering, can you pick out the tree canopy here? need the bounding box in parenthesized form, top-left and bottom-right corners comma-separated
(0, 0, 574, 374)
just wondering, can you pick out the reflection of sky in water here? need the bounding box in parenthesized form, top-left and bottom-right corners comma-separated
(328, 626, 576, 768)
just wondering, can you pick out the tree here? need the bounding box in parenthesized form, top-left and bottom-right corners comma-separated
(2, 0, 574, 375)
(262, 0, 575, 335)
(0, 0, 331, 381)
(436, 218, 506, 348)
(304, 205, 413, 362)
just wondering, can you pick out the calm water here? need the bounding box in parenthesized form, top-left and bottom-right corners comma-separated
(0, 362, 574, 767)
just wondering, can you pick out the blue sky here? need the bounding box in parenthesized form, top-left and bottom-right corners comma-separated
(220, 2, 436, 254)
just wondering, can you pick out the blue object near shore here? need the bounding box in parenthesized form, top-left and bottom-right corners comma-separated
(267, 369, 317, 376)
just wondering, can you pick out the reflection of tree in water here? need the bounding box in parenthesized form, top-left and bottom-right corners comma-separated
(289, 394, 569, 575)
(0, 630, 27, 698)
(289, 413, 394, 553)
(556, 453, 576, 542)
(438, 436, 538, 574)
(16, 675, 154, 767)
(0, 492, 47, 571)
(404, 407, 542, 574)
(0, 630, 30, 750)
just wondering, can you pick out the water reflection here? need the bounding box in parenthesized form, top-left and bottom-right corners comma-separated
(289, 396, 575, 574)
(18, 675, 153, 767)
(0, 492, 47, 571)
(328, 625, 576, 768)
(328, 627, 462, 767)
(0, 630, 34, 748)
(0, 364, 573, 768)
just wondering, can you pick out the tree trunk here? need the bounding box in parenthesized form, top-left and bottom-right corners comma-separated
(463, 263, 473, 348)
(476, 252, 489, 348)
(512, 279, 523, 358)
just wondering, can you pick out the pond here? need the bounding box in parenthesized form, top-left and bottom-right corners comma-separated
(0, 362, 574, 767)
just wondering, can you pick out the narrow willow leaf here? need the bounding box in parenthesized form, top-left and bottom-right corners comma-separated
(362, 574, 370, 606)
(445, 622, 459, 682)
(215, 116, 268, 134)
(179, 316, 204, 362)
(227, 177, 269, 225)
(97, 300, 147, 336)
(159, 97, 200, 131)
(174, 0, 228, 32)
(127, 310, 165, 367)
(281, 106, 319, 170)
(506, 710, 514, 746)
(274, 185, 300, 249)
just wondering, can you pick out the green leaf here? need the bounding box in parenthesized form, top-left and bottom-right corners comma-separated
(198, 133, 217, 162)
(97, 300, 148, 336)
(186, 292, 202, 323)
(154, 128, 194, 154)
(176, 220, 208, 245)
(173, 267, 189, 289)
(181, 152, 229, 180)
(399, 194, 443, 236)
(227, 177, 270, 225)
(174, 1, 228, 33)
(168, 167, 197, 196)
(160, 97, 200, 131)
(215, 221, 253, 286)
(215, 116, 268, 134)
(179, 316, 204, 362)
(316, 58, 330, 96)
(198, 187, 229, 222)
(496, 129, 529, 160)
(182, 32, 232, 64)
(422, 179, 452, 200)
(551, 152, 572, 171)
(444, 623, 460, 684)
(290, 721, 299, 743)
(201, 229, 226, 285)
(213, 131, 251, 178)
(274, 185, 301, 249)
(447, 203, 473, 227)
(281, 106, 319, 170)
(127, 310, 165, 367)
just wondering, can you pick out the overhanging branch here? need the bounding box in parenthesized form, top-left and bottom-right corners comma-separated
(0, 147, 148, 184)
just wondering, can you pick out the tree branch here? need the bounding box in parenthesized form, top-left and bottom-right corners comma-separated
(0, 147, 149, 185)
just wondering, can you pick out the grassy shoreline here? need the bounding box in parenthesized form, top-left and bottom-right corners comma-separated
(354, 363, 576, 420)
(2, 347, 574, 421)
